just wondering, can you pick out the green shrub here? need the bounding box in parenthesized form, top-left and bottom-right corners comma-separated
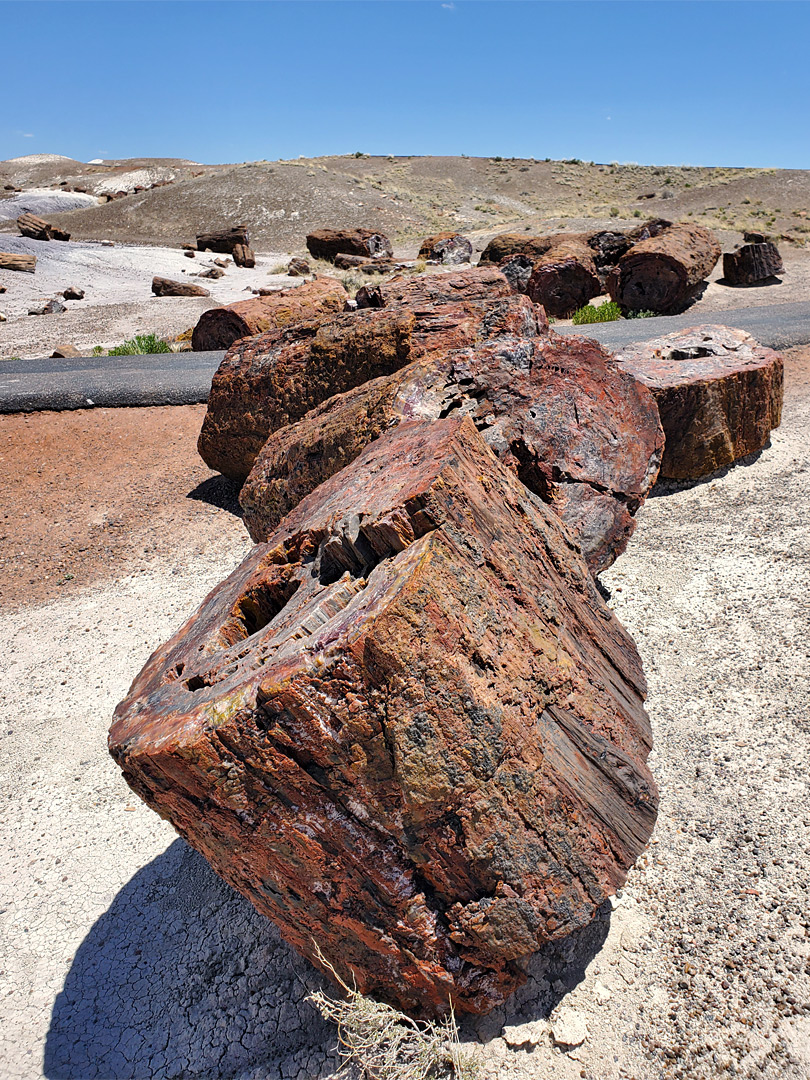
(626, 309, 658, 319)
(107, 334, 171, 356)
(571, 300, 622, 325)
(91, 345, 104, 356)
(609, 206, 620, 217)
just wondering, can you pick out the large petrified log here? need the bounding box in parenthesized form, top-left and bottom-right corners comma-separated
(110, 417, 659, 1018)
(0, 253, 36, 273)
(418, 232, 473, 265)
(17, 213, 70, 242)
(478, 233, 556, 264)
(151, 276, 210, 298)
(614, 325, 783, 479)
(196, 225, 249, 254)
(191, 278, 348, 352)
(526, 236, 602, 318)
(722, 242, 783, 285)
(354, 265, 512, 309)
(306, 228, 393, 262)
(241, 330, 663, 574)
(608, 223, 720, 314)
(232, 243, 256, 268)
(198, 292, 543, 482)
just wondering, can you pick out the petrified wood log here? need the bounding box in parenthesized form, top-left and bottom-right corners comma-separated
(198, 292, 544, 482)
(587, 231, 633, 275)
(626, 218, 672, 243)
(110, 417, 659, 1018)
(355, 265, 512, 309)
(722, 242, 783, 285)
(191, 277, 347, 352)
(526, 237, 602, 318)
(478, 233, 556, 264)
(614, 325, 783, 479)
(151, 276, 210, 298)
(241, 330, 663, 574)
(196, 225, 249, 254)
(306, 228, 393, 262)
(608, 223, 720, 314)
(418, 232, 473, 264)
(0, 253, 36, 273)
(16, 213, 70, 242)
(498, 253, 535, 293)
(232, 243, 256, 268)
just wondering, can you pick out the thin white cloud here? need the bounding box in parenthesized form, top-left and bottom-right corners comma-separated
(442, 3, 455, 9)
(22, 133, 34, 138)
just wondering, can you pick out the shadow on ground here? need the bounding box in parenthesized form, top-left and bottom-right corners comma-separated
(187, 475, 243, 517)
(44, 840, 339, 1080)
(45, 840, 611, 1078)
(648, 445, 766, 498)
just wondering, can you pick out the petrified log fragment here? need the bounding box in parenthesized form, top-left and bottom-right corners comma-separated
(478, 233, 556, 264)
(499, 253, 535, 293)
(614, 325, 783, 479)
(0, 253, 36, 273)
(151, 276, 210, 298)
(722, 242, 783, 285)
(198, 292, 544, 482)
(355, 265, 512, 309)
(241, 330, 663, 575)
(287, 257, 310, 276)
(306, 228, 393, 262)
(418, 232, 472, 265)
(191, 277, 347, 352)
(608, 223, 720, 314)
(110, 417, 659, 1018)
(333, 252, 369, 269)
(16, 213, 70, 241)
(587, 231, 633, 275)
(626, 218, 672, 243)
(196, 225, 249, 254)
(526, 237, 602, 318)
(232, 243, 256, 268)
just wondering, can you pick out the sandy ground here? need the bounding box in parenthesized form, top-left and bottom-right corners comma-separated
(1, 352, 809, 1079)
(0, 238, 292, 358)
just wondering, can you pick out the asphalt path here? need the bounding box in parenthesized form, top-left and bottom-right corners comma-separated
(1, 300, 809, 413)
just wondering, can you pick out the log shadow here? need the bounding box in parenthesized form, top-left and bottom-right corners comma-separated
(461, 901, 612, 1043)
(187, 475, 243, 518)
(648, 444, 767, 498)
(716, 276, 783, 288)
(44, 839, 341, 1080)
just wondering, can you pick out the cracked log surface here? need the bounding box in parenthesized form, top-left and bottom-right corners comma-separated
(190, 278, 348, 352)
(240, 330, 663, 575)
(614, 325, 783, 480)
(198, 282, 542, 483)
(354, 264, 512, 309)
(110, 417, 658, 1018)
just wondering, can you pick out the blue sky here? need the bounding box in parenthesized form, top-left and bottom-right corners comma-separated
(3, 1, 809, 168)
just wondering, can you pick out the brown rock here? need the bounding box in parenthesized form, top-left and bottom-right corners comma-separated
(213, 258, 230, 268)
(0, 285, 6, 293)
(51, 344, 81, 358)
(608, 223, 720, 314)
(478, 233, 557, 264)
(110, 417, 658, 1018)
(62, 286, 85, 300)
(526, 237, 602, 318)
(184, 249, 196, 259)
(333, 252, 368, 269)
(198, 292, 543, 482)
(614, 325, 783, 479)
(241, 328, 663, 574)
(233, 243, 256, 268)
(418, 232, 473, 265)
(29, 298, 66, 315)
(722, 242, 783, 285)
(151, 276, 211, 298)
(287, 257, 310, 277)
(197, 266, 225, 280)
(196, 225, 250, 254)
(0, 253, 36, 273)
(16, 213, 70, 242)
(355, 265, 513, 309)
(306, 227, 393, 262)
(191, 277, 347, 353)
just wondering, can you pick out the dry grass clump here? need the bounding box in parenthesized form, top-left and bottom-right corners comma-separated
(307, 947, 479, 1080)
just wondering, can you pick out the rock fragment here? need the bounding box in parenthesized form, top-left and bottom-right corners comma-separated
(722, 242, 783, 285)
(418, 232, 473, 264)
(62, 286, 85, 300)
(151, 276, 211, 298)
(306, 227, 393, 262)
(110, 417, 658, 1018)
(614, 325, 783, 479)
(287, 257, 310, 276)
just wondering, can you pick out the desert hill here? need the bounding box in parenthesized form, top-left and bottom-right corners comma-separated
(1, 153, 809, 253)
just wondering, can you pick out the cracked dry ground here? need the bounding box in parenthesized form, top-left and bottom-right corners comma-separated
(1, 352, 809, 1079)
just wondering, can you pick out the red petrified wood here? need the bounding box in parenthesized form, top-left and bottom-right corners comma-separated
(110, 418, 658, 1018)
(240, 330, 663, 575)
(614, 325, 783, 479)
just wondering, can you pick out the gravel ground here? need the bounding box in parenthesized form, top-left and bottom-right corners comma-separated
(0, 351, 808, 1079)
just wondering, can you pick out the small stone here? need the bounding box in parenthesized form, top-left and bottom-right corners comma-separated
(0, 311, 6, 322)
(287, 257, 310, 277)
(184, 249, 196, 259)
(62, 286, 85, 300)
(51, 344, 80, 358)
(593, 981, 612, 1004)
(551, 1010, 588, 1049)
(501, 1020, 548, 1048)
